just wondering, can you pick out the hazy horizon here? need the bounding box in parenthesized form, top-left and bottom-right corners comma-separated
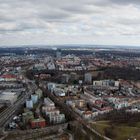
(0, 44, 140, 49)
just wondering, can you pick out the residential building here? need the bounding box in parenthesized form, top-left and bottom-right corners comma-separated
(84, 73, 92, 83)
(30, 118, 46, 128)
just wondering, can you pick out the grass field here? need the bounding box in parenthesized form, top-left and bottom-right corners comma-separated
(91, 121, 140, 140)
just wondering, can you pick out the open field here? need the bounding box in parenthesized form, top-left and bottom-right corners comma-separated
(90, 121, 140, 140)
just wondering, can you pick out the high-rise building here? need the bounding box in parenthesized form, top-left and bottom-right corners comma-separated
(56, 50, 62, 59)
(26, 100, 33, 109)
(31, 94, 38, 104)
(84, 73, 92, 83)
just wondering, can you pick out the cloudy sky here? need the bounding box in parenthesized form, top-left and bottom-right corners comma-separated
(0, 0, 140, 46)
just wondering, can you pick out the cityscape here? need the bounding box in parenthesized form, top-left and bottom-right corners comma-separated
(1, 0, 140, 140)
(0, 47, 139, 140)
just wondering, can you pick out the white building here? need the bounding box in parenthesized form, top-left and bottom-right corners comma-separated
(34, 63, 46, 70)
(31, 94, 38, 104)
(92, 112, 99, 118)
(49, 114, 65, 124)
(42, 105, 56, 112)
(115, 81, 120, 87)
(47, 62, 55, 70)
(44, 98, 55, 106)
(42, 98, 55, 113)
(114, 101, 128, 109)
(26, 100, 33, 109)
(42, 97, 66, 124)
(45, 109, 60, 117)
(47, 83, 56, 91)
(0, 92, 18, 104)
(66, 100, 76, 108)
(82, 111, 92, 120)
(93, 80, 110, 87)
(53, 88, 66, 97)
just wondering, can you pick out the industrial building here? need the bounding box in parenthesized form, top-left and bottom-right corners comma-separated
(0, 92, 18, 105)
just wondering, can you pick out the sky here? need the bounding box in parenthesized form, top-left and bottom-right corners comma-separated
(0, 0, 140, 46)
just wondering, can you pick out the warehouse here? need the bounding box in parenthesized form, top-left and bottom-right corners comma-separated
(0, 92, 18, 105)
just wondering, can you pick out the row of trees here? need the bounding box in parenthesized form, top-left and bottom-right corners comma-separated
(98, 67, 140, 81)
(96, 109, 140, 124)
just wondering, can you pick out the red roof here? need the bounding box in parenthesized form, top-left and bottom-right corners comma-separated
(100, 107, 113, 111)
(1, 74, 17, 79)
